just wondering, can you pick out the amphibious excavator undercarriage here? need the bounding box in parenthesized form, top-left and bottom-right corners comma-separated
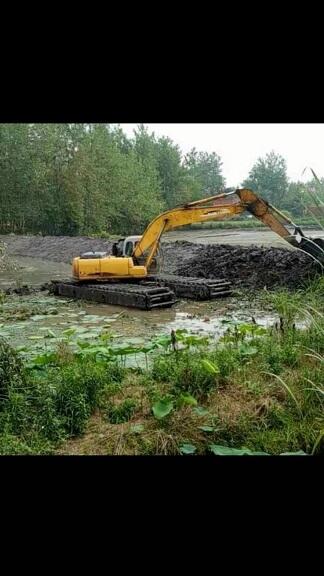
(51, 188, 324, 310)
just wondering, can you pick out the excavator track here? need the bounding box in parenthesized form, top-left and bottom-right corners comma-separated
(50, 274, 232, 310)
(152, 274, 233, 300)
(50, 280, 177, 310)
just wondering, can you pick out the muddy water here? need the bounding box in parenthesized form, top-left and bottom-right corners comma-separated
(0, 294, 278, 371)
(163, 228, 324, 247)
(0, 256, 71, 289)
(0, 256, 278, 357)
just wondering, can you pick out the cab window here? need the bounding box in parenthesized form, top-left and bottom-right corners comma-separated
(125, 241, 134, 256)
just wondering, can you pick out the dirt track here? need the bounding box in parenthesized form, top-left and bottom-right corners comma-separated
(0, 233, 321, 290)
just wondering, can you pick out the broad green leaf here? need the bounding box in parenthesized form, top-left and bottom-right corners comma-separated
(178, 394, 198, 407)
(198, 426, 214, 432)
(112, 346, 138, 356)
(280, 451, 307, 456)
(154, 335, 172, 349)
(138, 344, 157, 354)
(76, 340, 91, 349)
(62, 328, 77, 336)
(209, 444, 269, 456)
(254, 326, 268, 335)
(45, 329, 56, 338)
(239, 345, 258, 356)
(82, 315, 102, 323)
(152, 399, 174, 420)
(179, 443, 197, 455)
(193, 406, 209, 416)
(201, 359, 220, 374)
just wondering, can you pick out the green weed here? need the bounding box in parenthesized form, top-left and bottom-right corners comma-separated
(106, 399, 138, 424)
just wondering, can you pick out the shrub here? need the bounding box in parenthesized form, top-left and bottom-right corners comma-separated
(0, 338, 26, 402)
(0, 433, 36, 455)
(106, 399, 138, 424)
(152, 351, 220, 396)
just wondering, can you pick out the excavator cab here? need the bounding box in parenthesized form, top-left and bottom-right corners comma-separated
(112, 236, 142, 257)
(111, 235, 160, 272)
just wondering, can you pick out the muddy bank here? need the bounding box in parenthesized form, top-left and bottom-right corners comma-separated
(176, 244, 319, 289)
(0, 234, 202, 274)
(0, 234, 114, 263)
(1, 234, 321, 289)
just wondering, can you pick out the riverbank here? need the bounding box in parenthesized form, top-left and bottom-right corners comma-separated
(0, 280, 323, 455)
(0, 232, 322, 290)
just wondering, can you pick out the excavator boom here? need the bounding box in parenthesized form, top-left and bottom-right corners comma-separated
(236, 189, 324, 263)
(133, 192, 244, 268)
(134, 188, 324, 269)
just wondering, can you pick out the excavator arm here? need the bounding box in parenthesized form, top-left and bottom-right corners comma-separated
(133, 191, 244, 269)
(71, 187, 324, 285)
(133, 188, 324, 269)
(60, 186, 324, 309)
(235, 189, 324, 262)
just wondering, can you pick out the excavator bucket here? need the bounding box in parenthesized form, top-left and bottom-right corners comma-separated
(288, 234, 324, 265)
(235, 188, 324, 267)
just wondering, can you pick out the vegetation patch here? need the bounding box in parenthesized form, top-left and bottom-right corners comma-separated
(0, 278, 323, 456)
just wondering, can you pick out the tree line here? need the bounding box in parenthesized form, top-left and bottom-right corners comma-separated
(0, 123, 322, 236)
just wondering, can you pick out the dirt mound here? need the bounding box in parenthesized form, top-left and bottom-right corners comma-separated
(0, 235, 321, 290)
(176, 244, 320, 289)
(0, 234, 201, 270)
(0, 235, 113, 263)
(160, 241, 203, 274)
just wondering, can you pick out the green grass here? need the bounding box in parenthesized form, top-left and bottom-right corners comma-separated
(0, 279, 324, 455)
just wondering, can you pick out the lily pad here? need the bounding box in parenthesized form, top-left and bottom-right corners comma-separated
(209, 444, 269, 456)
(193, 406, 209, 416)
(179, 443, 197, 455)
(152, 399, 174, 420)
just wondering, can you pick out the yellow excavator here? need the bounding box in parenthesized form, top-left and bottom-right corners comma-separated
(51, 188, 324, 309)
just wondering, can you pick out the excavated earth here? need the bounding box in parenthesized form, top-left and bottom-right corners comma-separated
(175, 243, 319, 289)
(0, 234, 320, 290)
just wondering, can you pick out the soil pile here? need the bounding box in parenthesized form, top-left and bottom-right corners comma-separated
(0, 235, 114, 263)
(0, 235, 321, 290)
(176, 244, 320, 289)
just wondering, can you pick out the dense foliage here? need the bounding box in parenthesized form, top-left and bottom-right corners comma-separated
(0, 282, 323, 455)
(0, 125, 322, 235)
(0, 124, 225, 236)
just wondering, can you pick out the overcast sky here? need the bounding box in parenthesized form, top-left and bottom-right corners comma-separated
(121, 123, 324, 187)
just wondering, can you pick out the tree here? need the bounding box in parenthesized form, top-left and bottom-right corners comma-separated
(27, 123, 86, 234)
(0, 124, 34, 233)
(133, 125, 187, 208)
(183, 149, 225, 197)
(154, 137, 184, 207)
(242, 151, 289, 206)
(0, 123, 227, 236)
(133, 127, 227, 206)
(71, 124, 164, 235)
(281, 182, 307, 217)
